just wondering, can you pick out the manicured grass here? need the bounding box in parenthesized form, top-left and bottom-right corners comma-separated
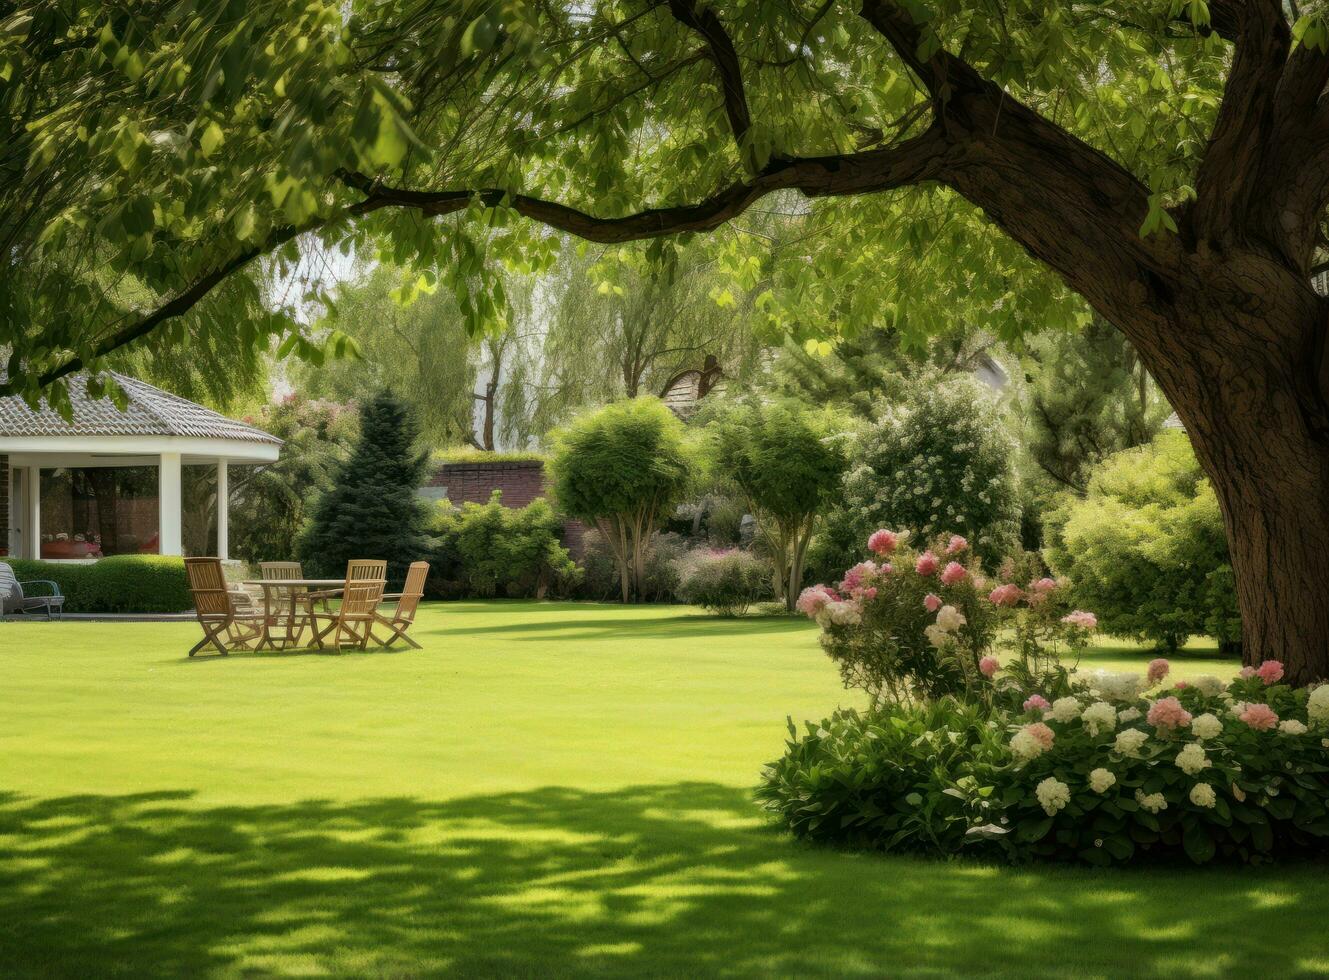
(2, 602, 1325, 978)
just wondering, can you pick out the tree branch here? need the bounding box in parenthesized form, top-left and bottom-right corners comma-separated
(666, 0, 752, 147)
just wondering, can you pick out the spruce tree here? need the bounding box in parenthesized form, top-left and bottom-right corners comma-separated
(298, 390, 429, 584)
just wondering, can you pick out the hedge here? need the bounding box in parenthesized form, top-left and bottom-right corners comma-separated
(3, 555, 194, 613)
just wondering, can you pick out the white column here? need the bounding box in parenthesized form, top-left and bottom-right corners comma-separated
(158, 451, 182, 556)
(26, 466, 40, 560)
(216, 459, 229, 560)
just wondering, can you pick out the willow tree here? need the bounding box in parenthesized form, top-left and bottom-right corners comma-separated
(6, 1, 1329, 678)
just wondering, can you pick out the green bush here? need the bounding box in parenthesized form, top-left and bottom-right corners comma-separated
(841, 375, 1021, 565)
(5, 555, 193, 613)
(427, 492, 580, 599)
(672, 548, 772, 616)
(578, 530, 686, 603)
(760, 663, 1329, 865)
(1046, 431, 1240, 650)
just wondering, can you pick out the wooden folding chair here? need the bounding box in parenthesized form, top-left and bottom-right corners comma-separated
(370, 561, 429, 650)
(309, 560, 387, 652)
(259, 561, 316, 648)
(185, 557, 265, 657)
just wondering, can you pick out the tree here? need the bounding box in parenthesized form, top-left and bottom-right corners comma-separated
(548, 398, 693, 603)
(298, 390, 429, 583)
(707, 400, 848, 610)
(8, 2, 1329, 678)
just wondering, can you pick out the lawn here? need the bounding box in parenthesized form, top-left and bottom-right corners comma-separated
(2, 602, 1326, 978)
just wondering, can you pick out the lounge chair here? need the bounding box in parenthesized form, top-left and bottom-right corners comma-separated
(0, 562, 65, 619)
(184, 557, 265, 656)
(309, 560, 387, 652)
(371, 561, 429, 649)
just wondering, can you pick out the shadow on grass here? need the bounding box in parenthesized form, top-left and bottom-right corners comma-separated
(438, 614, 814, 643)
(1, 784, 1326, 977)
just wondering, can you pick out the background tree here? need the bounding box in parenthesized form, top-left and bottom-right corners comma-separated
(707, 400, 848, 610)
(11, 2, 1329, 676)
(298, 390, 428, 583)
(548, 398, 693, 603)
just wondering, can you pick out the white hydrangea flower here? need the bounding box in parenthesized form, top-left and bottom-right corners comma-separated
(1175, 743, 1211, 776)
(1280, 719, 1309, 736)
(1308, 685, 1329, 727)
(1035, 777, 1071, 816)
(1088, 768, 1116, 794)
(1192, 713, 1223, 741)
(1189, 783, 1217, 808)
(1117, 707, 1142, 724)
(1228, 700, 1250, 720)
(1081, 702, 1117, 736)
(1193, 675, 1226, 697)
(817, 601, 862, 628)
(1087, 670, 1146, 702)
(1009, 730, 1043, 762)
(1135, 789, 1168, 814)
(1115, 729, 1149, 758)
(935, 605, 966, 632)
(924, 624, 950, 649)
(1047, 697, 1082, 723)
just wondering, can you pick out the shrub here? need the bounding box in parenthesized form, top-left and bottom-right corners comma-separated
(761, 660, 1329, 865)
(548, 398, 694, 602)
(579, 530, 686, 603)
(672, 549, 772, 616)
(706, 400, 849, 610)
(1046, 430, 1241, 651)
(5, 555, 192, 613)
(427, 492, 579, 599)
(841, 375, 1021, 565)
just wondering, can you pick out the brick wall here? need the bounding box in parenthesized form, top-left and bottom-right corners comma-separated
(0, 454, 8, 556)
(425, 460, 587, 556)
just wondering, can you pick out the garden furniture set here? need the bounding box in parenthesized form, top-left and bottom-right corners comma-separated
(184, 557, 428, 657)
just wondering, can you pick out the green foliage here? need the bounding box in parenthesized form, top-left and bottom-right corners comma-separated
(672, 549, 772, 616)
(842, 375, 1021, 564)
(578, 530, 687, 603)
(427, 492, 579, 599)
(230, 397, 359, 565)
(298, 390, 430, 583)
(706, 400, 849, 609)
(431, 448, 545, 465)
(5, 556, 191, 613)
(1046, 431, 1240, 650)
(548, 398, 694, 602)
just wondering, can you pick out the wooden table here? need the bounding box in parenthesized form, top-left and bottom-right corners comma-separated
(241, 579, 343, 649)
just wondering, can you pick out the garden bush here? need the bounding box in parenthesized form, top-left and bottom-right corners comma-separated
(760, 659, 1329, 865)
(671, 548, 771, 616)
(841, 375, 1021, 565)
(5, 555, 192, 613)
(579, 530, 686, 603)
(426, 492, 579, 599)
(1046, 430, 1241, 651)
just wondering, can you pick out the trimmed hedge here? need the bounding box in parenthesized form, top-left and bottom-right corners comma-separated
(4, 556, 193, 613)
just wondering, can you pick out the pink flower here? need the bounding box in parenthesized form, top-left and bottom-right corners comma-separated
(940, 561, 968, 586)
(1240, 703, 1279, 731)
(1061, 610, 1098, 630)
(1025, 722, 1055, 750)
(867, 529, 899, 556)
(1256, 660, 1285, 685)
(1173, 681, 1189, 690)
(795, 585, 839, 618)
(1031, 577, 1057, 593)
(1023, 694, 1051, 712)
(988, 584, 1022, 607)
(839, 561, 878, 593)
(858, 586, 878, 601)
(945, 535, 968, 555)
(1147, 696, 1192, 732)
(915, 552, 939, 576)
(978, 656, 999, 678)
(1239, 666, 1257, 679)
(1147, 658, 1170, 685)
(924, 593, 942, 613)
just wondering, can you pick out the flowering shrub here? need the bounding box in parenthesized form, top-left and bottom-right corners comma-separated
(671, 548, 772, 616)
(761, 660, 1329, 865)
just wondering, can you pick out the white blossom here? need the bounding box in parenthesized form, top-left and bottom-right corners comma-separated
(1175, 743, 1211, 776)
(1035, 777, 1071, 816)
(1280, 719, 1309, 736)
(1088, 768, 1116, 794)
(1189, 783, 1217, 808)
(1309, 686, 1329, 727)
(1081, 702, 1117, 736)
(1192, 713, 1223, 741)
(1193, 675, 1227, 697)
(1114, 729, 1149, 758)
(1135, 789, 1168, 814)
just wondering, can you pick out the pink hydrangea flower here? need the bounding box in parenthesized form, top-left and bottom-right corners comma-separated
(839, 561, 878, 593)
(945, 535, 969, 555)
(924, 593, 942, 613)
(1025, 722, 1055, 750)
(988, 584, 1022, 607)
(867, 529, 899, 556)
(1256, 660, 1285, 685)
(1031, 577, 1057, 593)
(1061, 610, 1098, 629)
(915, 552, 939, 576)
(1240, 703, 1279, 731)
(858, 586, 877, 601)
(1147, 696, 1192, 732)
(1023, 694, 1051, 712)
(978, 656, 999, 678)
(1147, 658, 1170, 685)
(795, 585, 839, 618)
(940, 561, 968, 586)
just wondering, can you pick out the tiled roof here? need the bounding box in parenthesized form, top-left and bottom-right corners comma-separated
(1163, 411, 1185, 430)
(0, 372, 281, 445)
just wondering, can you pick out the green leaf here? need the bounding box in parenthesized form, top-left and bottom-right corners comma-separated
(201, 121, 224, 159)
(1182, 821, 1215, 864)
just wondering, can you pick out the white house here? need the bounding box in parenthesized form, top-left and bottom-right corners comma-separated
(0, 373, 280, 562)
